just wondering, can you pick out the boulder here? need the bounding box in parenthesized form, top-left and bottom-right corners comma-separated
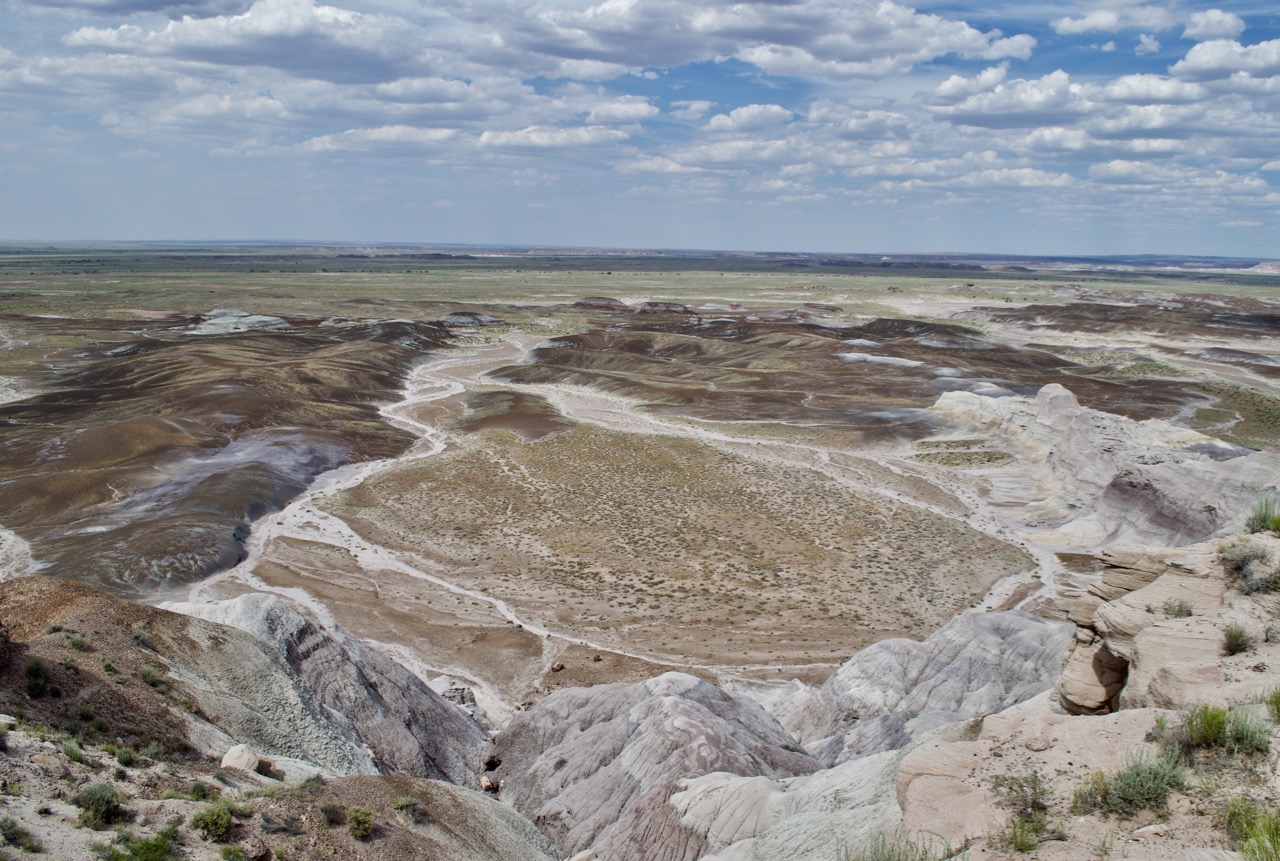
(222, 744, 260, 772)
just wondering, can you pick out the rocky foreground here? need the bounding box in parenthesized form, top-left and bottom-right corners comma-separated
(2, 528, 1279, 859)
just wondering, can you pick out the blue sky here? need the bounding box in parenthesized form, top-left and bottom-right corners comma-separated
(2, 0, 1278, 256)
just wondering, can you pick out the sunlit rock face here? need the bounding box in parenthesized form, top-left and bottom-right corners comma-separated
(0, 313, 449, 594)
(492, 672, 820, 861)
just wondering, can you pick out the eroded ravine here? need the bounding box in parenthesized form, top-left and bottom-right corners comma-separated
(179, 331, 1058, 719)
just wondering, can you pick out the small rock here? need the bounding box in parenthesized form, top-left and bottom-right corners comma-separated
(1252, 662, 1268, 673)
(591, 655, 602, 663)
(1129, 823, 1168, 841)
(550, 662, 566, 673)
(30, 754, 69, 777)
(480, 775, 496, 792)
(0, 714, 16, 731)
(221, 744, 260, 772)
(1025, 737, 1051, 752)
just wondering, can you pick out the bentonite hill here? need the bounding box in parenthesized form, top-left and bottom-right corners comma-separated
(1, 245, 1279, 861)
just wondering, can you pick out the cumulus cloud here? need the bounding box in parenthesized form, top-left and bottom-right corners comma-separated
(925, 70, 1092, 128)
(1136, 34, 1161, 56)
(1052, 5, 1173, 35)
(586, 96, 659, 124)
(478, 124, 628, 147)
(670, 100, 713, 121)
(1092, 74, 1207, 105)
(706, 104, 792, 132)
(64, 0, 427, 83)
(1172, 38, 1280, 82)
(505, 0, 1035, 81)
(1182, 10, 1245, 42)
(299, 124, 455, 152)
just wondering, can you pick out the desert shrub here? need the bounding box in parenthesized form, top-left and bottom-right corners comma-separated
(990, 771, 1050, 819)
(1246, 497, 1280, 534)
(840, 830, 958, 861)
(1162, 598, 1193, 617)
(392, 795, 426, 824)
(187, 781, 218, 802)
(191, 804, 232, 842)
(1221, 541, 1280, 593)
(0, 815, 43, 852)
(259, 813, 303, 835)
(1264, 689, 1280, 723)
(72, 782, 133, 830)
(1226, 624, 1256, 655)
(88, 823, 181, 861)
(1005, 816, 1040, 852)
(1071, 772, 1110, 815)
(63, 738, 84, 763)
(138, 741, 165, 761)
(115, 747, 136, 767)
(1186, 704, 1230, 748)
(138, 667, 159, 687)
(321, 804, 345, 826)
(348, 806, 373, 840)
(1228, 708, 1272, 754)
(1221, 797, 1266, 845)
(1102, 751, 1184, 818)
(219, 849, 247, 861)
(68, 634, 88, 651)
(24, 657, 52, 699)
(1243, 811, 1280, 861)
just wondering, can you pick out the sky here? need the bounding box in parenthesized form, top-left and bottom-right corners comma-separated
(2, 0, 1279, 256)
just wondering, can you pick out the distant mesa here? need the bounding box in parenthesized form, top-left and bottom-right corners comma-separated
(572, 296, 628, 309)
(634, 301, 693, 314)
(440, 311, 506, 327)
(189, 308, 290, 335)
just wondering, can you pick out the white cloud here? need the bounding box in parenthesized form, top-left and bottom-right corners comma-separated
(1135, 34, 1161, 56)
(1092, 74, 1207, 104)
(925, 70, 1092, 128)
(670, 100, 713, 121)
(1172, 38, 1280, 82)
(586, 96, 659, 124)
(1052, 5, 1173, 35)
(299, 124, 455, 152)
(932, 63, 1008, 103)
(706, 103, 792, 132)
(1182, 10, 1245, 42)
(478, 124, 628, 147)
(618, 155, 703, 174)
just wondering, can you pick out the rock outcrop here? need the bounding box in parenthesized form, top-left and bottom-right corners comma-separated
(493, 672, 820, 861)
(930, 383, 1279, 547)
(0, 576, 486, 785)
(164, 591, 489, 784)
(774, 611, 1071, 765)
(1058, 536, 1279, 714)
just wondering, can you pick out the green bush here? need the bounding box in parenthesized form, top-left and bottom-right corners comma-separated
(88, 823, 181, 861)
(191, 804, 232, 842)
(1226, 624, 1256, 656)
(1243, 811, 1280, 861)
(348, 806, 373, 840)
(0, 815, 43, 852)
(73, 782, 133, 830)
(1101, 751, 1184, 818)
(1228, 708, 1272, 754)
(321, 803, 345, 826)
(841, 831, 958, 861)
(1162, 598, 1193, 617)
(63, 738, 84, 763)
(115, 747, 136, 767)
(1246, 497, 1280, 534)
(24, 657, 53, 698)
(68, 634, 88, 651)
(1221, 541, 1280, 593)
(1264, 689, 1280, 723)
(1186, 704, 1230, 747)
(1071, 772, 1110, 815)
(1221, 797, 1266, 845)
